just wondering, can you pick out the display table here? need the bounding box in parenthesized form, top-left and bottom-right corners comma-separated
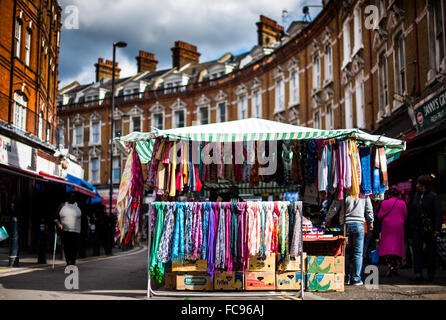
(303, 236, 346, 257)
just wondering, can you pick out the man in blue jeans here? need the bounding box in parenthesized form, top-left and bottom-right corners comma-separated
(326, 195, 374, 285)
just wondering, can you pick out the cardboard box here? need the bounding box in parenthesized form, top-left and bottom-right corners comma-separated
(245, 271, 275, 290)
(214, 271, 244, 291)
(277, 253, 307, 271)
(306, 273, 335, 291)
(305, 273, 345, 292)
(248, 254, 275, 272)
(333, 256, 345, 274)
(276, 271, 305, 290)
(172, 259, 207, 272)
(164, 272, 177, 290)
(176, 274, 213, 291)
(306, 256, 335, 274)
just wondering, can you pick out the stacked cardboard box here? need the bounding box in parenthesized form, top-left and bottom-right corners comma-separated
(172, 259, 207, 272)
(305, 256, 344, 292)
(214, 271, 245, 291)
(176, 273, 213, 291)
(245, 254, 276, 290)
(275, 253, 307, 291)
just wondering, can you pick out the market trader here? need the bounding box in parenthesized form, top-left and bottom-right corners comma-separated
(55, 192, 82, 266)
(326, 195, 374, 285)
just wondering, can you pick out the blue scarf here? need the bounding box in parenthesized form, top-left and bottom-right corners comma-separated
(171, 202, 185, 263)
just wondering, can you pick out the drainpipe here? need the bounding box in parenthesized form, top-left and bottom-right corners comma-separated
(336, 10, 343, 129)
(367, 10, 375, 130)
(412, 0, 420, 96)
(8, 0, 18, 124)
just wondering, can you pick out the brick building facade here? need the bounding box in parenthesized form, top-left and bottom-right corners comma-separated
(57, 0, 446, 212)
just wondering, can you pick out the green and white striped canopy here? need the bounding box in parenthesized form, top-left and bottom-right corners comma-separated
(115, 118, 406, 163)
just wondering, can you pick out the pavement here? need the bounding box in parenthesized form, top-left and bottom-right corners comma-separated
(1, 246, 446, 300)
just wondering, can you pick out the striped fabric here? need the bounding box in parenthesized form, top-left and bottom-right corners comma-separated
(115, 118, 406, 162)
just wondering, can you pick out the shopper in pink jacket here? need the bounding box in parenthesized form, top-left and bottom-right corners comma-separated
(378, 188, 407, 277)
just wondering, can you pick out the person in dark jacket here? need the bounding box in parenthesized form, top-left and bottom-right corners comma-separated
(408, 175, 443, 282)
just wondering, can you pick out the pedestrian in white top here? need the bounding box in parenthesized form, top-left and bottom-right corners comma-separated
(55, 192, 82, 266)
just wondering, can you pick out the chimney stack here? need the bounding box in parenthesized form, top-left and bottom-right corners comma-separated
(171, 41, 200, 69)
(136, 50, 158, 73)
(256, 15, 284, 47)
(95, 58, 121, 82)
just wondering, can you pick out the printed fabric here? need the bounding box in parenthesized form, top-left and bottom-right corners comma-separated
(207, 203, 216, 280)
(263, 202, 274, 257)
(157, 202, 176, 263)
(215, 203, 226, 269)
(290, 201, 303, 257)
(224, 202, 233, 273)
(149, 202, 165, 283)
(236, 202, 247, 269)
(191, 202, 203, 260)
(247, 202, 261, 256)
(201, 203, 210, 260)
(171, 202, 185, 264)
(184, 202, 194, 259)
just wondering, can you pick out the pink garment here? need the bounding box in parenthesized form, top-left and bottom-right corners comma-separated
(225, 203, 233, 273)
(378, 198, 407, 257)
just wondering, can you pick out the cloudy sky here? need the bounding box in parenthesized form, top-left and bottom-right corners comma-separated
(58, 0, 322, 89)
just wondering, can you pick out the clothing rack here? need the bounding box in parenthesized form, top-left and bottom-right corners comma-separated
(146, 201, 305, 299)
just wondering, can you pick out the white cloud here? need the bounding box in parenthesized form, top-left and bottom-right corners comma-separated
(58, 0, 321, 88)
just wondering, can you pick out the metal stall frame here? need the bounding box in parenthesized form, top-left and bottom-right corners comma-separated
(146, 201, 305, 300)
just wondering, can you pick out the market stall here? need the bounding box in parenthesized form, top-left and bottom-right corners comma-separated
(114, 118, 406, 299)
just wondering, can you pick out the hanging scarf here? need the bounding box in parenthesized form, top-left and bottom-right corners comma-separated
(247, 202, 261, 256)
(349, 140, 360, 200)
(171, 202, 185, 263)
(191, 202, 203, 260)
(230, 202, 238, 265)
(290, 201, 303, 257)
(115, 149, 134, 243)
(337, 141, 344, 200)
(207, 202, 217, 280)
(236, 202, 247, 269)
(271, 202, 280, 253)
(288, 202, 295, 249)
(224, 202, 233, 273)
(264, 202, 274, 257)
(148, 139, 161, 187)
(157, 202, 176, 263)
(215, 202, 226, 269)
(360, 147, 372, 195)
(278, 201, 289, 258)
(184, 202, 194, 259)
(169, 142, 177, 197)
(201, 202, 210, 260)
(259, 203, 267, 258)
(149, 202, 165, 283)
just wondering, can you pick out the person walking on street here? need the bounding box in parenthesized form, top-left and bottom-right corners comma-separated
(408, 175, 443, 282)
(326, 195, 374, 285)
(378, 188, 407, 277)
(55, 192, 82, 266)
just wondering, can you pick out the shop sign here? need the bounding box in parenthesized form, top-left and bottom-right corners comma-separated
(37, 155, 62, 178)
(414, 88, 446, 133)
(0, 134, 33, 171)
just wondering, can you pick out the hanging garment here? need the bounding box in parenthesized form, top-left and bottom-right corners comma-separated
(278, 201, 289, 261)
(275, 141, 285, 185)
(236, 202, 247, 269)
(360, 147, 372, 195)
(282, 140, 293, 186)
(250, 142, 260, 186)
(169, 142, 177, 197)
(183, 141, 188, 188)
(378, 147, 389, 189)
(318, 144, 328, 192)
(224, 202, 233, 273)
(194, 165, 203, 192)
(207, 202, 217, 280)
(201, 203, 210, 260)
(307, 140, 318, 185)
(231, 202, 238, 264)
(331, 143, 338, 191)
(163, 142, 172, 194)
(191, 202, 203, 260)
(148, 139, 161, 187)
(290, 201, 303, 257)
(246, 202, 261, 257)
(344, 141, 352, 190)
(149, 202, 165, 283)
(288, 202, 295, 249)
(271, 202, 280, 253)
(157, 202, 176, 263)
(115, 149, 134, 243)
(326, 142, 332, 193)
(291, 140, 304, 184)
(259, 203, 266, 258)
(184, 202, 194, 259)
(171, 202, 185, 264)
(175, 141, 184, 192)
(263, 202, 274, 257)
(215, 202, 226, 270)
(349, 140, 360, 200)
(216, 143, 225, 181)
(337, 141, 344, 200)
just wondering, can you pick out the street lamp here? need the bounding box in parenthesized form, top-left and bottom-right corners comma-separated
(110, 41, 127, 217)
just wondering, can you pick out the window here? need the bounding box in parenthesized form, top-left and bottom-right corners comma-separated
(199, 107, 209, 125)
(251, 90, 262, 118)
(91, 122, 100, 144)
(74, 125, 83, 145)
(38, 112, 43, 140)
(217, 102, 226, 123)
(342, 20, 351, 67)
(112, 156, 121, 182)
(173, 110, 185, 128)
(56, 127, 64, 148)
(131, 116, 142, 132)
(325, 103, 334, 129)
(378, 52, 389, 113)
(355, 79, 365, 129)
(15, 19, 22, 58)
(113, 120, 122, 138)
(345, 91, 353, 128)
(153, 113, 163, 130)
(238, 95, 248, 119)
(313, 56, 321, 90)
(46, 125, 50, 143)
(290, 71, 300, 105)
(394, 33, 406, 95)
(325, 45, 333, 82)
(275, 80, 285, 112)
(13, 92, 27, 131)
(434, 1, 445, 71)
(314, 111, 321, 129)
(353, 7, 362, 54)
(90, 158, 100, 183)
(25, 29, 31, 66)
